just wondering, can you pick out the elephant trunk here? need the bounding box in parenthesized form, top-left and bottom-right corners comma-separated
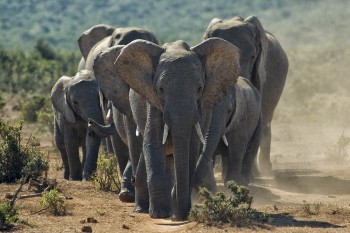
(171, 122, 192, 220)
(88, 118, 117, 138)
(83, 107, 104, 180)
(167, 101, 198, 220)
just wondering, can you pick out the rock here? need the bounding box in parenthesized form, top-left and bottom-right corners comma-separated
(81, 226, 92, 232)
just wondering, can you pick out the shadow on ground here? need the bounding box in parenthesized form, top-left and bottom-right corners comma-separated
(267, 212, 344, 228)
(273, 169, 350, 195)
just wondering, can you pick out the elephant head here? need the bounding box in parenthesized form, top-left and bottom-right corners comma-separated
(78, 24, 115, 60)
(110, 38, 240, 219)
(203, 15, 268, 91)
(51, 70, 105, 179)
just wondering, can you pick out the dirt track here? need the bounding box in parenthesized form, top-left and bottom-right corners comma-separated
(1, 105, 350, 232)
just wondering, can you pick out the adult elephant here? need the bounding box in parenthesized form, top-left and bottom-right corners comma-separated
(93, 38, 240, 220)
(77, 24, 115, 71)
(203, 16, 289, 174)
(77, 25, 159, 199)
(51, 70, 104, 180)
(193, 77, 261, 192)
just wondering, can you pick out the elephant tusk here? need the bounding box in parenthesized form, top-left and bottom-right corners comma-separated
(136, 127, 140, 137)
(162, 124, 169, 145)
(195, 122, 206, 145)
(106, 109, 111, 121)
(222, 134, 228, 147)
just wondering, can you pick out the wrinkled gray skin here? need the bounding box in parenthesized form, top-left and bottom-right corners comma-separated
(203, 16, 289, 174)
(51, 70, 104, 180)
(194, 77, 261, 192)
(77, 25, 159, 196)
(97, 38, 240, 220)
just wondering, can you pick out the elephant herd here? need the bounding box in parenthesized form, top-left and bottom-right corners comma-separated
(50, 15, 288, 220)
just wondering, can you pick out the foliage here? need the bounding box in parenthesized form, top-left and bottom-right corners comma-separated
(92, 152, 121, 193)
(324, 132, 350, 161)
(0, 0, 350, 50)
(0, 45, 79, 94)
(20, 95, 46, 122)
(35, 38, 56, 60)
(0, 120, 49, 183)
(39, 189, 66, 215)
(189, 181, 268, 226)
(0, 94, 5, 110)
(0, 200, 19, 230)
(302, 202, 322, 215)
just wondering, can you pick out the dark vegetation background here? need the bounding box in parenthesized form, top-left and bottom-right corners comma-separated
(0, 0, 349, 125)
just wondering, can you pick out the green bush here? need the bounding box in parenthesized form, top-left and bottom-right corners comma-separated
(0, 200, 19, 230)
(0, 120, 49, 183)
(0, 94, 5, 110)
(20, 95, 47, 122)
(189, 181, 267, 226)
(92, 153, 121, 193)
(39, 189, 66, 216)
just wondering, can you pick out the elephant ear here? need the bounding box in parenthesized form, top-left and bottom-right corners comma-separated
(93, 45, 132, 117)
(114, 39, 164, 111)
(51, 76, 75, 123)
(203, 18, 222, 40)
(245, 16, 268, 92)
(192, 38, 240, 109)
(78, 24, 115, 60)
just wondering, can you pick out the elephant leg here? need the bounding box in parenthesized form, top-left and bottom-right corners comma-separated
(242, 122, 261, 184)
(82, 143, 86, 169)
(134, 152, 149, 213)
(54, 121, 69, 180)
(119, 161, 135, 202)
(64, 129, 82, 180)
(225, 134, 245, 185)
(110, 133, 129, 176)
(259, 121, 272, 175)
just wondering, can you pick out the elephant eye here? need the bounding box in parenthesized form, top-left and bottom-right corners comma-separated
(251, 55, 255, 60)
(159, 87, 164, 95)
(197, 86, 202, 95)
(73, 101, 78, 105)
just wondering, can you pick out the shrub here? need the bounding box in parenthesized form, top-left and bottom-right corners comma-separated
(302, 202, 322, 215)
(92, 153, 121, 193)
(325, 132, 350, 161)
(0, 200, 19, 230)
(20, 95, 47, 122)
(0, 120, 49, 183)
(39, 189, 66, 215)
(189, 181, 267, 226)
(0, 94, 5, 110)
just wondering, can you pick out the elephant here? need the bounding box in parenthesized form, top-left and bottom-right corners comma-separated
(51, 70, 104, 180)
(203, 15, 289, 174)
(193, 77, 261, 192)
(77, 24, 115, 71)
(77, 24, 159, 199)
(92, 38, 240, 220)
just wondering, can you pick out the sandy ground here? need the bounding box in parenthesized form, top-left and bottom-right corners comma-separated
(1, 98, 350, 232)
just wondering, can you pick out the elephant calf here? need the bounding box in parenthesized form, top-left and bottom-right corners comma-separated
(51, 70, 105, 180)
(194, 77, 261, 192)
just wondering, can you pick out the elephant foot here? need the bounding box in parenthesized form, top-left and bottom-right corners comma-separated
(259, 162, 273, 176)
(134, 205, 148, 213)
(119, 189, 135, 203)
(63, 171, 70, 180)
(149, 202, 171, 219)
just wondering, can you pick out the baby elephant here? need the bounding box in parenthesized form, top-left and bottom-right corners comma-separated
(194, 77, 261, 192)
(51, 70, 105, 180)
